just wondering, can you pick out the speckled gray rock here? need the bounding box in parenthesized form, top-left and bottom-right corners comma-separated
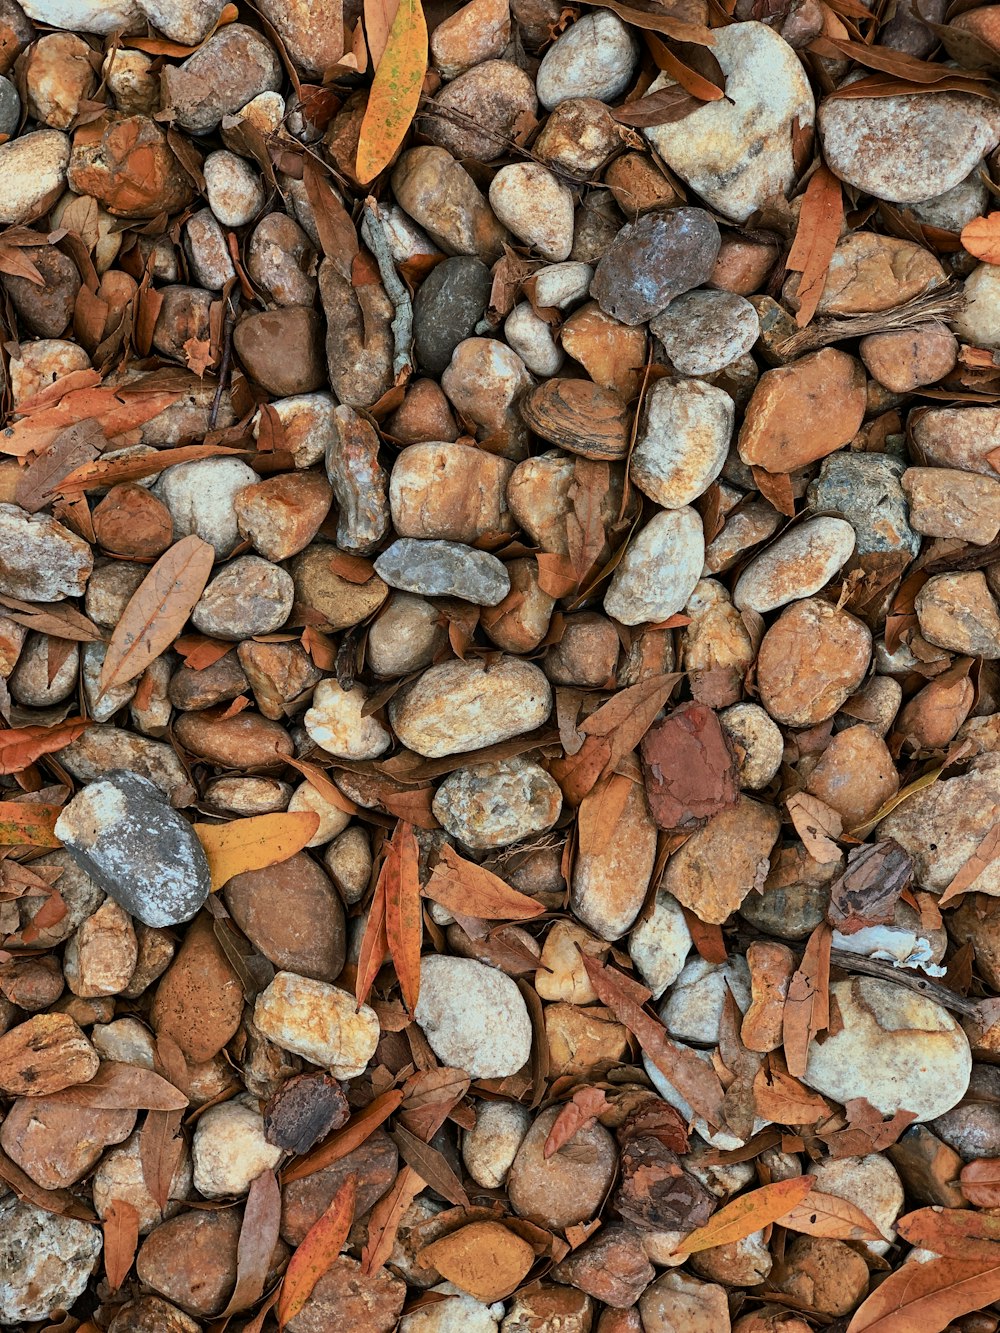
(414, 257, 492, 377)
(0, 75, 19, 136)
(806, 452, 919, 557)
(819, 87, 1000, 203)
(734, 517, 856, 613)
(644, 22, 814, 223)
(432, 757, 562, 849)
(912, 169, 989, 231)
(0, 504, 93, 601)
(0, 1199, 102, 1324)
(415, 955, 532, 1078)
(137, 0, 225, 43)
(390, 657, 552, 758)
(54, 771, 211, 928)
(535, 10, 639, 110)
(160, 24, 283, 135)
(591, 207, 721, 326)
(191, 556, 294, 639)
(630, 378, 734, 509)
(325, 406, 390, 555)
(651, 290, 760, 376)
(629, 890, 692, 1000)
(661, 956, 752, 1046)
(374, 538, 510, 605)
(604, 508, 705, 626)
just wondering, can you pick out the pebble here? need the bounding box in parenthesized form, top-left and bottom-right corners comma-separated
(11, 632, 79, 706)
(819, 87, 1000, 202)
(534, 261, 594, 308)
(757, 598, 872, 728)
(0, 1012, 99, 1096)
(390, 655, 552, 757)
(150, 914, 244, 1062)
(161, 24, 283, 134)
(368, 592, 448, 677)
(806, 452, 918, 557)
(912, 168, 988, 230)
(151, 285, 212, 364)
(902, 466, 1000, 545)
(860, 325, 958, 392)
(433, 757, 562, 849)
(644, 22, 815, 222)
(256, 0, 342, 76)
(805, 725, 900, 829)
(896, 672, 974, 750)
(424, 61, 538, 163)
(535, 920, 604, 1003)
(254, 972, 379, 1078)
(237, 638, 320, 718)
(398, 1282, 504, 1333)
(734, 517, 856, 613)
(571, 774, 658, 938)
(551, 1223, 654, 1308)
(631, 378, 734, 509)
(324, 827, 372, 905)
(544, 611, 619, 687)
(192, 1094, 283, 1199)
(247, 213, 316, 307)
(0, 1200, 102, 1325)
(652, 290, 760, 376)
(374, 537, 509, 605)
(661, 796, 782, 924)
(802, 976, 971, 1119)
(808, 1153, 904, 1254)
(233, 470, 332, 562)
(414, 256, 492, 376)
(136, 1208, 247, 1318)
(281, 1130, 397, 1245)
(704, 499, 783, 576)
(190, 555, 293, 639)
(888, 1124, 966, 1209)
(536, 10, 639, 109)
(662, 956, 752, 1046)
(591, 207, 721, 325)
(604, 508, 705, 627)
(234, 307, 327, 396)
(536, 97, 621, 176)
(505, 301, 564, 376)
(0, 503, 92, 601)
(288, 781, 351, 846)
(392, 147, 509, 262)
(909, 405, 1000, 475)
(503, 1288, 594, 1333)
(304, 678, 392, 761)
(462, 1101, 532, 1188)
(59, 725, 196, 807)
(255, 392, 334, 468)
(933, 1065, 1000, 1161)
(640, 1272, 730, 1333)
(203, 148, 265, 227)
(1, 1092, 134, 1190)
(738, 349, 867, 473)
(156, 457, 259, 559)
(681, 580, 755, 708)
(787, 233, 945, 317)
(878, 754, 1000, 895)
(55, 772, 210, 928)
(508, 1105, 618, 1228)
(93, 1130, 191, 1233)
(741, 843, 839, 940)
(508, 450, 627, 557)
(954, 262, 1000, 349)
(560, 302, 647, 399)
(391, 443, 514, 544)
(184, 208, 235, 291)
(136, 0, 224, 42)
(285, 1257, 406, 1333)
(431, 0, 510, 77)
(64, 898, 138, 997)
(629, 890, 693, 999)
(0, 129, 70, 225)
(223, 851, 346, 981)
(0, 74, 18, 135)
(489, 163, 575, 261)
(441, 337, 533, 456)
(414, 955, 532, 1077)
(3, 243, 79, 339)
(69, 114, 195, 220)
(292, 542, 389, 631)
(915, 571, 1000, 658)
(774, 1236, 869, 1318)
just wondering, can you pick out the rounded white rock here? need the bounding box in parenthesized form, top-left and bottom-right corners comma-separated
(192, 1094, 283, 1199)
(304, 679, 392, 761)
(489, 163, 575, 262)
(630, 378, 734, 509)
(462, 1100, 532, 1188)
(536, 11, 640, 110)
(604, 508, 705, 626)
(629, 890, 693, 1000)
(734, 516, 856, 613)
(414, 955, 532, 1078)
(203, 149, 265, 227)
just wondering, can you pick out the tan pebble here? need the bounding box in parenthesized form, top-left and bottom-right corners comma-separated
(738, 348, 866, 474)
(774, 1237, 869, 1317)
(804, 725, 899, 829)
(757, 598, 872, 728)
(661, 795, 781, 925)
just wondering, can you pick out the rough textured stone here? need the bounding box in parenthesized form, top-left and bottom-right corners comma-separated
(375, 538, 510, 605)
(254, 972, 379, 1077)
(414, 956, 532, 1077)
(757, 598, 872, 728)
(631, 378, 734, 509)
(734, 517, 856, 613)
(806, 452, 918, 557)
(738, 349, 867, 473)
(150, 914, 244, 1063)
(591, 207, 721, 325)
(536, 10, 639, 109)
(433, 757, 562, 849)
(0, 1200, 101, 1324)
(661, 796, 781, 925)
(604, 508, 705, 627)
(390, 656, 552, 757)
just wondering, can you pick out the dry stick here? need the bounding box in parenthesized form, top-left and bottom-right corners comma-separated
(829, 947, 983, 1018)
(776, 283, 967, 358)
(360, 198, 414, 382)
(209, 294, 237, 430)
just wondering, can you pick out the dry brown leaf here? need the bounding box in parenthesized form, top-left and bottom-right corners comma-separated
(671, 1176, 815, 1255)
(897, 1207, 1000, 1256)
(355, 873, 388, 1008)
(596, 0, 715, 45)
(223, 1169, 282, 1315)
(752, 1065, 830, 1125)
(778, 1188, 883, 1242)
(819, 1097, 917, 1159)
(961, 212, 1000, 263)
(544, 1088, 611, 1158)
(422, 844, 545, 920)
(51, 1063, 186, 1111)
(0, 802, 63, 847)
(392, 1123, 469, 1206)
(782, 922, 831, 1079)
(0, 719, 90, 776)
(140, 1108, 185, 1215)
(194, 812, 321, 893)
(384, 821, 422, 1014)
(361, 1165, 424, 1275)
(785, 793, 843, 864)
(846, 1249, 1000, 1333)
(786, 165, 844, 328)
(960, 1157, 1000, 1207)
(103, 1198, 140, 1292)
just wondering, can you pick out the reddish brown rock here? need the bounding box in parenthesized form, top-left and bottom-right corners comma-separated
(0, 1093, 135, 1188)
(174, 711, 294, 768)
(738, 349, 867, 473)
(551, 1223, 654, 1308)
(222, 852, 346, 983)
(757, 599, 872, 729)
(281, 1130, 399, 1245)
(68, 115, 196, 218)
(233, 471, 333, 561)
(285, 1257, 406, 1333)
(641, 702, 740, 833)
(150, 914, 244, 1063)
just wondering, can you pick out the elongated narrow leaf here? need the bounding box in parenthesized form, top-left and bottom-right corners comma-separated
(361, 1165, 423, 1275)
(194, 812, 321, 892)
(140, 1109, 185, 1215)
(278, 1175, 357, 1328)
(544, 1088, 610, 1159)
(384, 821, 422, 1013)
(672, 1177, 815, 1255)
(100, 535, 215, 692)
(778, 1189, 883, 1241)
(103, 1198, 140, 1292)
(782, 922, 831, 1078)
(786, 164, 844, 328)
(283, 1089, 404, 1185)
(357, 871, 389, 1007)
(356, 0, 427, 183)
(224, 1169, 282, 1315)
(422, 844, 545, 921)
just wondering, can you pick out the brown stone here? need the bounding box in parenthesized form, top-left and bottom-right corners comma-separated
(168, 653, 248, 712)
(420, 1221, 535, 1302)
(774, 1237, 869, 1317)
(136, 1208, 242, 1318)
(888, 1123, 967, 1208)
(281, 1130, 399, 1245)
(0, 1013, 99, 1096)
(69, 115, 195, 218)
(174, 711, 294, 769)
(503, 1286, 594, 1333)
(690, 1233, 772, 1287)
(641, 702, 740, 832)
(319, 259, 395, 409)
(903, 467, 1000, 546)
(741, 941, 795, 1053)
(545, 1002, 628, 1077)
(787, 234, 945, 316)
(804, 726, 899, 830)
(481, 557, 556, 653)
(508, 1106, 617, 1230)
(236, 640, 322, 720)
(757, 598, 872, 728)
(897, 672, 975, 751)
(0, 956, 63, 1011)
(233, 471, 332, 561)
(291, 542, 389, 631)
(160, 24, 282, 135)
(423, 60, 537, 163)
(285, 1256, 406, 1333)
(551, 1223, 654, 1309)
(2, 244, 80, 337)
(560, 301, 648, 400)
(150, 914, 244, 1063)
(604, 152, 682, 216)
(234, 307, 326, 397)
(915, 571, 1000, 658)
(738, 349, 867, 473)
(389, 440, 515, 543)
(93, 484, 173, 560)
(107, 1297, 201, 1333)
(860, 326, 957, 393)
(0, 1093, 135, 1189)
(223, 852, 346, 983)
(391, 146, 509, 262)
(544, 612, 619, 688)
(661, 796, 782, 925)
(152, 285, 214, 365)
(709, 234, 779, 296)
(384, 378, 460, 443)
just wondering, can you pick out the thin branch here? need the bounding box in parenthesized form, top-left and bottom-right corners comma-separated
(776, 283, 967, 358)
(360, 198, 413, 383)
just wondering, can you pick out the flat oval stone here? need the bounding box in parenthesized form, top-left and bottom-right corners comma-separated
(630, 378, 734, 509)
(803, 977, 971, 1120)
(604, 508, 705, 627)
(489, 162, 575, 262)
(507, 1106, 617, 1228)
(389, 656, 552, 758)
(651, 289, 759, 375)
(223, 852, 345, 982)
(374, 538, 510, 605)
(432, 756, 562, 849)
(909, 406, 1000, 475)
(734, 517, 856, 613)
(535, 10, 639, 109)
(738, 348, 867, 473)
(591, 206, 721, 326)
(520, 379, 630, 459)
(819, 88, 1000, 203)
(414, 955, 532, 1077)
(644, 22, 814, 222)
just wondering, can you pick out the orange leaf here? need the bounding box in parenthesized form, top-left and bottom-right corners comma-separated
(961, 212, 1000, 264)
(278, 1175, 357, 1328)
(356, 875, 388, 1007)
(778, 1189, 883, 1242)
(194, 812, 321, 892)
(282, 1089, 404, 1185)
(785, 792, 843, 864)
(355, 0, 427, 183)
(0, 801, 62, 847)
(671, 1176, 815, 1255)
(0, 718, 90, 776)
(384, 821, 422, 1013)
(782, 922, 831, 1078)
(897, 1207, 1000, 1257)
(283, 756, 358, 816)
(103, 1198, 140, 1292)
(786, 164, 844, 328)
(361, 1165, 423, 1275)
(846, 1251, 1000, 1333)
(752, 1066, 830, 1126)
(960, 1157, 1000, 1207)
(422, 844, 545, 921)
(544, 1088, 610, 1158)
(100, 535, 215, 693)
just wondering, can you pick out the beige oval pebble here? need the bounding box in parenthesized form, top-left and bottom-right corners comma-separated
(734, 517, 856, 613)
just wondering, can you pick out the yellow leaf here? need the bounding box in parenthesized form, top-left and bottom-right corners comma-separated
(278, 1175, 356, 1327)
(194, 812, 321, 892)
(671, 1177, 815, 1255)
(355, 0, 427, 183)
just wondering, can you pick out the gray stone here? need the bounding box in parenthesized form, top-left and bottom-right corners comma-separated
(911, 168, 990, 232)
(591, 207, 721, 326)
(414, 257, 492, 377)
(374, 538, 510, 605)
(415, 955, 532, 1078)
(932, 1065, 1000, 1161)
(59, 725, 196, 806)
(191, 556, 294, 640)
(806, 452, 920, 557)
(432, 756, 562, 849)
(651, 289, 759, 376)
(604, 508, 705, 626)
(0, 1199, 102, 1324)
(54, 771, 211, 928)
(0, 504, 93, 601)
(160, 24, 282, 135)
(535, 10, 639, 110)
(0, 74, 19, 136)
